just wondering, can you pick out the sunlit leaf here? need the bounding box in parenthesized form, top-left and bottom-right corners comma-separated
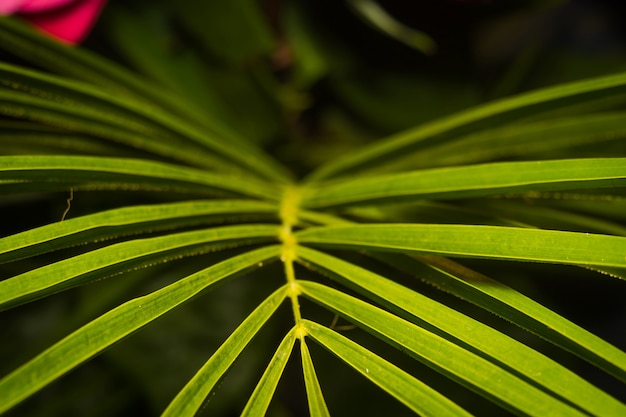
(299, 281, 596, 416)
(297, 223, 626, 269)
(240, 327, 297, 417)
(0, 245, 281, 414)
(162, 285, 288, 416)
(0, 225, 280, 310)
(302, 158, 626, 208)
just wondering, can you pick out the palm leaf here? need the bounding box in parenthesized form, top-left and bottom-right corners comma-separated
(162, 285, 288, 416)
(297, 224, 626, 269)
(240, 327, 298, 416)
(299, 281, 622, 416)
(302, 158, 626, 208)
(0, 155, 281, 198)
(0, 245, 281, 414)
(308, 70, 626, 180)
(0, 199, 278, 264)
(0, 224, 279, 310)
(296, 247, 626, 415)
(302, 319, 473, 417)
(300, 339, 331, 417)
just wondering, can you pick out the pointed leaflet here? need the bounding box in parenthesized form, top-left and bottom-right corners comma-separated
(394, 112, 626, 171)
(0, 155, 281, 199)
(392, 253, 626, 383)
(300, 339, 331, 417)
(0, 199, 279, 264)
(308, 69, 626, 180)
(302, 319, 473, 417)
(296, 247, 626, 415)
(0, 245, 282, 414)
(0, 89, 233, 172)
(0, 16, 251, 143)
(240, 328, 298, 417)
(298, 281, 594, 417)
(0, 63, 290, 180)
(0, 225, 280, 310)
(162, 285, 288, 416)
(301, 158, 626, 209)
(296, 224, 626, 270)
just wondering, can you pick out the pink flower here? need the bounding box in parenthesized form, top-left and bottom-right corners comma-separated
(0, 0, 107, 44)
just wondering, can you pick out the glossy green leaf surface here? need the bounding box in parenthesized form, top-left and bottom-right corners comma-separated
(0, 225, 279, 310)
(297, 224, 626, 269)
(299, 281, 594, 417)
(302, 158, 626, 208)
(309, 70, 626, 180)
(398, 253, 626, 383)
(296, 247, 626, 415)
(0, 63, 289, 180)
(0, 7, 625, 416)
(300, 339, 331, 417)
(241, 328, 297, 417)
(0, 199, 279, 264)
(0, 155, 281, 199)
(0, 245, 282, 414)
(162, 285, 288, 416)
(302, 319, 474, 417)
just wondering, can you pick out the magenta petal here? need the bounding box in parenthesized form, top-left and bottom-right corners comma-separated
(23, 0, 107, 44)
(0, 0, 29, 14)
(20, 0, 77, 13)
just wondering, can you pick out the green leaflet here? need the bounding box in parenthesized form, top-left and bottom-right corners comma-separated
(460, 199, 626, 236)
(240, 328, 298, 417)
(299, 282, 591, 417)
(308, 70, 626, 180)
(0, 16, 240, 136)
(0, 155, 282, 199)
(0, 199, 279, 264)
(347, 0, 437, 55)
(301, 158, 626, 208)
(0, 88, 234, 172)
(0, 63, 290, 180)
(296, 247, 626, 415)
(302, 319, 473, 417)
(0, 122, 140, 157)
(393, 112, 626, 171)
(300, 339, 331, 417)
(296, 223, 626, 270)
(0, 245, 282, 414)
(0, 224, 280, 310)
(392, 253, 626, 383)
(162, 285, 288, 416)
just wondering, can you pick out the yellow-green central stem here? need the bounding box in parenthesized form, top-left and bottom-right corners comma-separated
(279, 186, 305, 336)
